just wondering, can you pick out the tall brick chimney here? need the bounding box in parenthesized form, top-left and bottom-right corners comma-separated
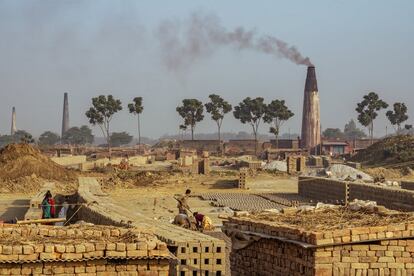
(301, 66, 321, 154)
(10, 107, 17, 135)
(62, 92, 69, 137)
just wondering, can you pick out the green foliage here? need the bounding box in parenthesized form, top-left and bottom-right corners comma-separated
(128, 97, 144, 144)
(322, 128, 344, 139)
(62, 126, 94, 145)
(128, 97, 144, 115)
(0, 130, 35, 147)
(263, 100, 294, 145)
(344, 119, 367, 140)
(176, 99, 204, 140)
(233, 97, 266, 137)
(205, 94, 232, 142)
(386, 102, 409, 133)
(86, 95, 122, 150)
(110, 132, 133, 147)
(355, 92, 388, 142)
(20, 134, 35, 144)
(38, 131, 60, 145)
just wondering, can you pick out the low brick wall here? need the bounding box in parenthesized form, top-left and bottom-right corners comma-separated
(349, 183, 414, 211)
(298, 177, 348, 204)
(401, 181, 414, 191)
(298, 177, 414, 211)
(224, 217, 414, 276)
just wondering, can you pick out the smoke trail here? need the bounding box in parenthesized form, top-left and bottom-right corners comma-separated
(156, 12, 313, 71)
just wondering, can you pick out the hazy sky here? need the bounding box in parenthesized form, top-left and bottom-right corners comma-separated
(0, 0, 413, 138)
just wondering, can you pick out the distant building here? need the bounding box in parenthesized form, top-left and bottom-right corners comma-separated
(321, 138, 379, 156)
(321, 141, 349, 155)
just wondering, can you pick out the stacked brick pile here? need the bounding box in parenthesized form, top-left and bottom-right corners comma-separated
(287, 156, 307, 174)
(238, 168, 248, 189)
(224, 209, 414, 276)
(297, 156, 307, 172)
(308, 156, 323, 167)
(0, 224, 173, 275)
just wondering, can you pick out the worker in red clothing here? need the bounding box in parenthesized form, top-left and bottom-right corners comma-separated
(193, 212, 214, 231)
(41, 190, 55, 219)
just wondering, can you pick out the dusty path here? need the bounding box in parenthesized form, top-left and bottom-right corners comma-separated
(109, 173, 297, 225)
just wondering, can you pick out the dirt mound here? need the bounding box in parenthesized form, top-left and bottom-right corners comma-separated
(352, 135, 414, 166)
(100, 170, 175, 190)
(0, 144, 76, 192)
(363, 167, 404, 180)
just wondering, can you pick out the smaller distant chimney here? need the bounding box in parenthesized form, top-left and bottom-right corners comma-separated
(11, 107, 17, 136)
(62, 93, 69, 137)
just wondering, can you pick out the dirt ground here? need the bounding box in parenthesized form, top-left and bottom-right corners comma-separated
(109, 172, 298, 226)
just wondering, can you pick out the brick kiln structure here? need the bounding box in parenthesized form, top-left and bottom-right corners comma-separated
(224, 213, 414, 276)
(0, 224, 173, 275)
(301, 66, 321, 154)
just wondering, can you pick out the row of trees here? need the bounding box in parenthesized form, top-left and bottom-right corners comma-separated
(2, 91, 409, 152)
(0, 126, 133, 148)
(83, 94, 295, 155)
(355, 92, 410, 143)
(176, 95, 295, 147)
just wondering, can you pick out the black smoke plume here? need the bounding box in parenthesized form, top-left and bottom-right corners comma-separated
(156, 12, 313, 71)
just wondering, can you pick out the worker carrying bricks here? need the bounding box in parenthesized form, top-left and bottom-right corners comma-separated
(174, 189, 191, 216)
(193, 212, 214, 231)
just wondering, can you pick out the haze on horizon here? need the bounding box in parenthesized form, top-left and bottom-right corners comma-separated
(0, 0, 413, 139)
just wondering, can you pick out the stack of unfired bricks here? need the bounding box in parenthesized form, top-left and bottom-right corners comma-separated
(238, 168, 248, 189)
(224, 216, 414, 276)
(287, 156, 306, 174)
(0, 224, 172, 275)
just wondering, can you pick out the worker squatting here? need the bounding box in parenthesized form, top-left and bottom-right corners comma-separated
(173, 189, 214, 231)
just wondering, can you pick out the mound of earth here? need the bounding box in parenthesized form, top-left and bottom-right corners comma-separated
(328, 164, 373, 182)
(0, 144, 76, 192)
(101, 170, 175, 190)
(352, 135, 414, 166)
(362, 167, 404, 180)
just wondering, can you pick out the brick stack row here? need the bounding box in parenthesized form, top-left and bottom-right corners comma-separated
(0, 259, 170, 275)
(224, 216, 414, 276)
(0, 224, 173, 275)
